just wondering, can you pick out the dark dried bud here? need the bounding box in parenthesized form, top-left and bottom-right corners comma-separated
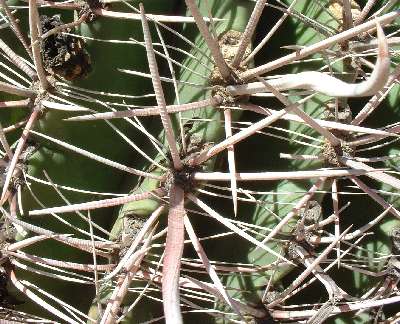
(40, 15, 92, 80)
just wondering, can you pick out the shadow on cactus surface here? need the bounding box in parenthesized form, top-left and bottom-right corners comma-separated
(1, 0, 400, 323)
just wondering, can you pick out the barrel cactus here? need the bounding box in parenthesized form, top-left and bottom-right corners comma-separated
(0, 0, 400, 323)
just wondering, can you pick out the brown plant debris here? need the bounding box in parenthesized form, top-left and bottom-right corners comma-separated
(78, 0, 106, 23)
(40, 15, 92, 80)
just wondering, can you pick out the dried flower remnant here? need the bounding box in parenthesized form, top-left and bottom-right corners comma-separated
(78, 0, 106, 23)
(40, 15, 91, 80)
